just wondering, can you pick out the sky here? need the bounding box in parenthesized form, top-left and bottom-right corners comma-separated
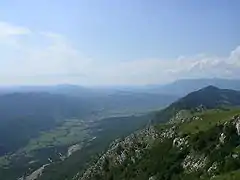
(0, 0, 239, 86)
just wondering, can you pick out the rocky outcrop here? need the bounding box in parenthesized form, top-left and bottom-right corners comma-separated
(173, 136, 188, 150)
(182, 153, 208, 173)
(148, 175, 157, 180)
(79, 126, 159, 180)
(234, 115, 240, 135)
(75, 111, 240, 180)
(207, 162, 218, 176)
(169, 110, 191, 124)
(219, 132, 226, 144)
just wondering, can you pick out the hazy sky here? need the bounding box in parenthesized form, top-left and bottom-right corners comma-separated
(0, 0, 239, 85)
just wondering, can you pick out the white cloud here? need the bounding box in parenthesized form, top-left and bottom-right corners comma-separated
(0, 21, 239, 85)
(0, 22, 31, 37)
(89, 47, 240, 85)
(0, 21, 31, 48)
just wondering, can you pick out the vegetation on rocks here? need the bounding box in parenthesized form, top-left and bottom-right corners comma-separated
(76, 86, 240, 180)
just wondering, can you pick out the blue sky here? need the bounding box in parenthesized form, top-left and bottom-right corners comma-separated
(0, 0, 239, 85)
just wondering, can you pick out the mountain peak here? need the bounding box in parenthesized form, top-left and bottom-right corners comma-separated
(201, 85, 219, 91)
(177, 86, 240, 109)
(154, 86, 240, 123)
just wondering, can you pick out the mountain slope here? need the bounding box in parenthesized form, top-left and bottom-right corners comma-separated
(154, 86, 240, 123)
(75, 87, 240, 180)
(172, 85, 240, 109)
(77, 109, 240, 180)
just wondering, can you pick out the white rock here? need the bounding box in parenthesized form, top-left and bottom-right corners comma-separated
(232, 154, 238, 159)
(149, 176, 157, 180)
(219, 133, 226, 144)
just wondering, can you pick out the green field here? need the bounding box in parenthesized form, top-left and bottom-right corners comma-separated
(0, 118, 94, 180)
(20, 119, 90, 153)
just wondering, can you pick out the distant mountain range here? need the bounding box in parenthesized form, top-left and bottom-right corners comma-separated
(146, 78, 240, 96)
(1, 78, 240, 97)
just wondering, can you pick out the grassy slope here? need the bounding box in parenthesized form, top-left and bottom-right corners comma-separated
(180, 108, 240, 134)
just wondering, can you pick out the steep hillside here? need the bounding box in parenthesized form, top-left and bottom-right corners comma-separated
(76, 108, 240, 180)
(75, 87, 240, 180)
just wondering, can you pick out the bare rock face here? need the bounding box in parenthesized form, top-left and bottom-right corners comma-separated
(169, 110, 190, 124)
(79, 126, 159, 180)
(232, 154, 239, 159)
(182, 153, 208, 173)
(148, 176, 157, 180)
(159, 126, 176, 140)
(207, 162, 218, 176)
(173, 137, 188, 150)
(236, 119, 240, 136)
(231, 115, 240, 135)
(219, 133, 226, 144)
